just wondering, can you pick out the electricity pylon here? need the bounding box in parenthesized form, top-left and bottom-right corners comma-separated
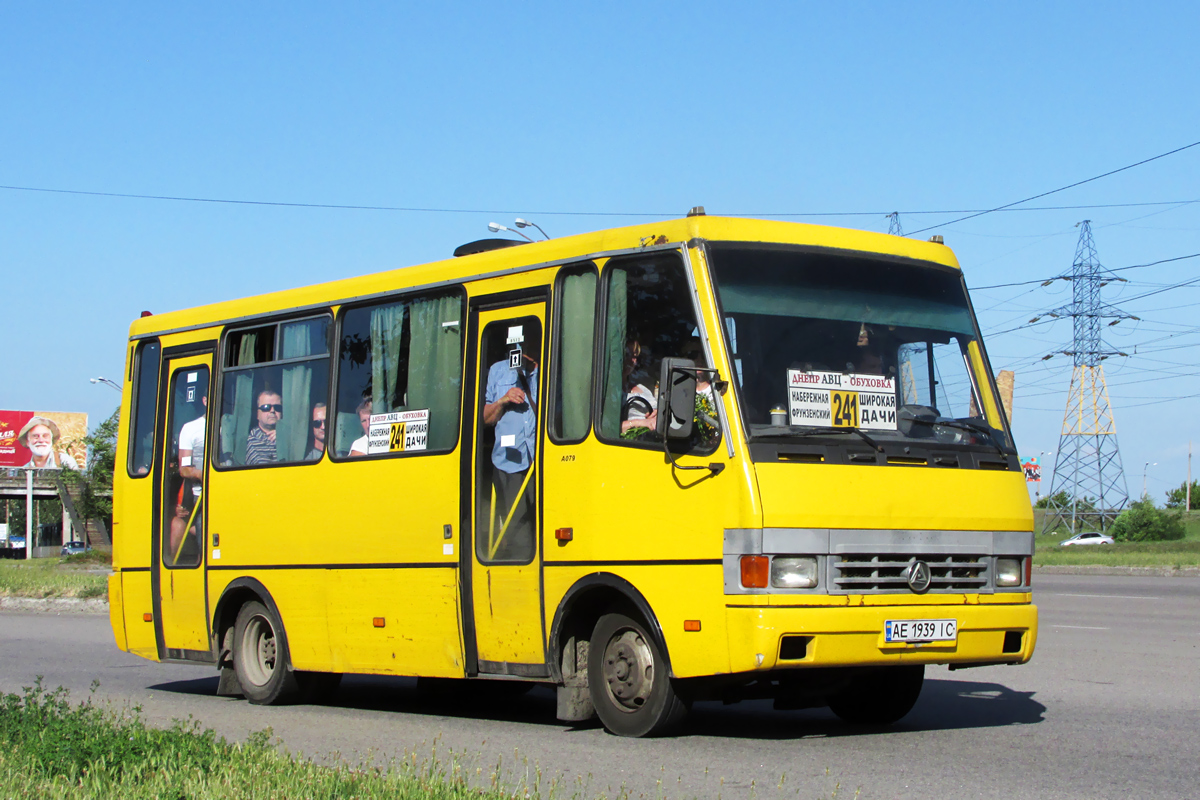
(886, 212, 903, 236)
(1042, 221, 1132, 533)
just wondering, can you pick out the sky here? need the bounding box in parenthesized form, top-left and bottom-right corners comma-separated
(3, 2, 1198, 505)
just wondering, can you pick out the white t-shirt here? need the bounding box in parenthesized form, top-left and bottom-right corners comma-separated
(350, 434, 368, 455)
(178, 415, 206, 496)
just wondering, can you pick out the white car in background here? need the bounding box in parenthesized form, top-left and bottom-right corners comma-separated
(1059, 532, 1115, 546)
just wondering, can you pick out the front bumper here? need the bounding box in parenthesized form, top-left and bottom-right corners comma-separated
(725, 602, 1038, 673)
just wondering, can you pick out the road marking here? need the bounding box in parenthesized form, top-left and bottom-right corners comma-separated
(1051, 624, 1109, 630)
(1048, 593, 1158, 600)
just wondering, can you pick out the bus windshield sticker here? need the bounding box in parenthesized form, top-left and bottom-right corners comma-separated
(366, 409, 430, 454)
(786, 370, 897, 431)
(506, 325, 524, 344)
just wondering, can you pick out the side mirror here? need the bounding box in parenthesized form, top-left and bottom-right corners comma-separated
(657, 358, 696, 440)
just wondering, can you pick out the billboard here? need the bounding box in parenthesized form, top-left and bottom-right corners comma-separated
(1021, 455, 1042, 483)
(0, 411, 88, 470)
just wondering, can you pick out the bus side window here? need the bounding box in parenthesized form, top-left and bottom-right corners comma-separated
(334, 289, 464, 458)
(550, 263, 598, 442)
(597, 252, 716, 452)
(128, 340, 160, 477)
(218, 318, 331, 467)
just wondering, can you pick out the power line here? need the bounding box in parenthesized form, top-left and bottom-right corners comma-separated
(905, 139, 1200, 236)
(3, 181, 1200, 219)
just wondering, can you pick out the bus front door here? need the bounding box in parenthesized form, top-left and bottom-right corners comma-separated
(466, 302, 548, 675)
(153, 352, 212, 661)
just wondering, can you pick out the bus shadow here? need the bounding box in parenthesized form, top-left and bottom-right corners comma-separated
(315, 676, 566, 727)
(148, 675, 1043, 738)
(684, 677, 1045, 740)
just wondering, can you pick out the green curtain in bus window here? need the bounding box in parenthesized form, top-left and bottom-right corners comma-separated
(228, 372, 254, 466)
(559, 271, 597, 439)
(600, 269, 627, 438)
(236, 331, 258, 366)
(370, 303, 405, 413)
(407, 294, 462, 450)
(277, 322, 314, 462)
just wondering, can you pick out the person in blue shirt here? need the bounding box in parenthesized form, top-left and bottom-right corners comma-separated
(482, 329, 539, 559)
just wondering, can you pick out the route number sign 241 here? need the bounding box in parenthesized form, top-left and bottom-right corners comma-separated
(786, 370, 898, 430)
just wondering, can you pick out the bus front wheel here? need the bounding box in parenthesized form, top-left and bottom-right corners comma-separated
(827, 665, 924, 725)
(588, 612, 688, 737)
(233, 600, 299, 705)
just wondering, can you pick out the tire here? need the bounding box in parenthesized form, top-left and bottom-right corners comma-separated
(588, 612, 688, 737)
(233, 600, 299, 705)
(827, 665, 924, 725)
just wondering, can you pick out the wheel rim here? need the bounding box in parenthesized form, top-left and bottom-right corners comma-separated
(241, 614, 277, 687)
(601, 628, 655, 712)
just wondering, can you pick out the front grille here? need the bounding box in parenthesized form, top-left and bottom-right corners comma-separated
(832, 553, 988, 593)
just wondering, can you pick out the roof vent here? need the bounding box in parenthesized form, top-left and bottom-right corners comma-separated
(452, 238, 527, 258)
(687, 206, 706, 217)
(928, 235, 944, 244)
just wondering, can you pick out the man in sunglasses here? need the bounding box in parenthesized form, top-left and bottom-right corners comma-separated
(306, 403, 327, 461)
(246, 390, 282, 465)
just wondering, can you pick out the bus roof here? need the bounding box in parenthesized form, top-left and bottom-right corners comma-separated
(127, 215, 961, 339)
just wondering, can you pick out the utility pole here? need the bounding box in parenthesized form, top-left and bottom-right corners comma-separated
(886, 212, 904, 237)
(1042, 221, 1132, 533)
(1188, 440, 1192, 512)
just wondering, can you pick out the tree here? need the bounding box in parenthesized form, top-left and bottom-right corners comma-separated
(1109, 496, 1186, 542)
(60, 408, 120, 538)
(1164, 480, 1200, 510)
(1034, 491, 1069, 510)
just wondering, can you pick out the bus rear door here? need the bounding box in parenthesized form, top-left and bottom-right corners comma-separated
(153, 350, 212, 661)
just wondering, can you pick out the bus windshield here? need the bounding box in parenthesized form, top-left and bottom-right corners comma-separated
(706, 244, 1013, 453)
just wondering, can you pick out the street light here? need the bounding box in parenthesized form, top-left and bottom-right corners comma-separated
(90, 377, 120, 392)
(514, 217, 550, 240)
(487, 222, 533, 242)
(1142, 461, 1157, 498)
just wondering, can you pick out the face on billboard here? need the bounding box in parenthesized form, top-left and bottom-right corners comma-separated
(0, 411, 88, 469)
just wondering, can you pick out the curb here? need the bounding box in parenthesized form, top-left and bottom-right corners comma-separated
(0, 596, 109, 614)
(1034, 564, 1200, 578)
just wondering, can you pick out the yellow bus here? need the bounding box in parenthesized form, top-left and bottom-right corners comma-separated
(108, 212, 1037, 737)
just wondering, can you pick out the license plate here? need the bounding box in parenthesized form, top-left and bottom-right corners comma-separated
(885, 618, 957, 644)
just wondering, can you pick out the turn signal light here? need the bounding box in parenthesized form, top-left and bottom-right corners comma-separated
(143, 613, 153, 622)
(1024, 557, 1032, 587)
(683, 620, 701, 632)
(372, 617, 386, 628)
(740, 555, 769, 588)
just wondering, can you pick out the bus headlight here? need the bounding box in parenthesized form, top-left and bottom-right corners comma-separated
(995, 557, 1022, 587)
(771, 557, 818, 589)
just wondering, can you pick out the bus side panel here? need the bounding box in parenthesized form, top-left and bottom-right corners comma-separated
(326, 568, 463, 676)
(120, 570, 158, 659)
(205, 453, 463, 676)
(542, 444, 759, 679)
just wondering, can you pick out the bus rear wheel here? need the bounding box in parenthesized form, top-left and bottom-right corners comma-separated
(827, 665, 924, 725)
(588, 613, 688, 737)
(233, 600, 298, 705)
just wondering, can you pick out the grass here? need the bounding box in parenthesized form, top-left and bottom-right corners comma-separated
(0, 680, 546, 800)
(1033, 508, 1200, 567)
(0, 557, 109, 599)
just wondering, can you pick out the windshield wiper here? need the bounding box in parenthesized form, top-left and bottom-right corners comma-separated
(780, 425, 885, 452)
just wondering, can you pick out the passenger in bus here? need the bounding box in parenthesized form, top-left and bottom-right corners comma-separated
(171, 383, 206, 557)
(348, 398, 372, 457)
(306, 402, 327, 461)
(620, 339, 657, 435)
(245, 390, 282, 465)
(482, 332, 539, 549)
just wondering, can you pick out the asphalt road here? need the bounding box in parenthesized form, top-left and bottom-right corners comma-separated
(2, 574, 1197, 800)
